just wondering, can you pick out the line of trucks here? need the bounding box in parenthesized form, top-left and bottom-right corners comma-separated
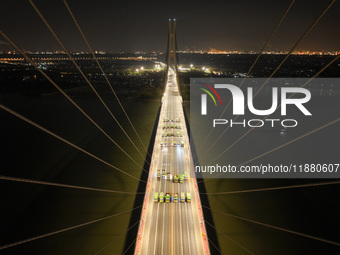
(163, 117, 181, 123)
(154, 192, 191, 203)
(162, 131, 183, 137)
(160, 140, 184, 147)
(157, 170, 188, 182)
(162, 124, 182, 129)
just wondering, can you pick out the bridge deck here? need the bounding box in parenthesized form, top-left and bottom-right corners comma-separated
(134, 67, 210, 255)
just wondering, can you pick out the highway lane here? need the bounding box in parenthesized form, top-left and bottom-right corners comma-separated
(135, 67, 209, 255)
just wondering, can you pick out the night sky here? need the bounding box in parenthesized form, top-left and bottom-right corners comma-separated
(0, 0, 339, 52)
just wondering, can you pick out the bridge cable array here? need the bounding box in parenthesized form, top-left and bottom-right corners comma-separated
(0, 104, 146, 183)
(1, 2, 155, 250)
(0, 0, 154, 251)
(198, 117, 340, 182)
(122, 238, 137, 255)
(0, 29, 148, 176)
(201, 55, 340, 169)
(200, 180, 340, 195)
(202, 205, 340, 247)
(207, 238, 223, 255)
(195, 0, 337, 161)
(94, 220, 140, 254)
(205, 220, 255, 255)
(63, 0, 151, 162)
(199, 0, 296, 149)
(0, 175, 144, 195)
(207, 75, 340, 166)
(0, 205, 142, 251)
(203, 52, 340, 167)
(29, 0, 150, 170)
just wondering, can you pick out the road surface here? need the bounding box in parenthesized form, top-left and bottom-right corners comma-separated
(135, 67, 210, 255)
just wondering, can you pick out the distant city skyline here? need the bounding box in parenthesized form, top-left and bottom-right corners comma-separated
(1, 0, 339, 52)
(1, 49, 339, 56)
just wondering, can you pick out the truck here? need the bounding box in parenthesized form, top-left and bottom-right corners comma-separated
(167, 172, 171, 180)
(154, 192, 159, 202)
(157, 170, 160, 179)
(159, 192, 164, 203)
(173, 141, 177, 146)
(181, 141, 184, 147)
(174, 174, 178, 183)
(179, 174, 184, 183)
(173, 193, 178, 203)
(165, 193, 170, 203)
(186, 192, 191, 203)
(180, 192, 185, 203)
(184, 171, 188, 180)
(162, 169, 166, 178)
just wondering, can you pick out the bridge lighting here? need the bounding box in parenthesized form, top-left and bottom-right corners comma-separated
(190, 64, 193, 68)
(202, 67, 205, 70)
(136, 68, 139, 72)
(141, 66, 144, 70)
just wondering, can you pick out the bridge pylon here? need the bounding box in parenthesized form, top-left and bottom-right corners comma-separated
(164, 19, 182, 101)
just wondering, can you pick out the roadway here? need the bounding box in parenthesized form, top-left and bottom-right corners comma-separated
(135, 67, 210, 255)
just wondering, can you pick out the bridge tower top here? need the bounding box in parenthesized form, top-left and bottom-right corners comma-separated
(164, 19, 182, 100)
(166, 19, 178, 71)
